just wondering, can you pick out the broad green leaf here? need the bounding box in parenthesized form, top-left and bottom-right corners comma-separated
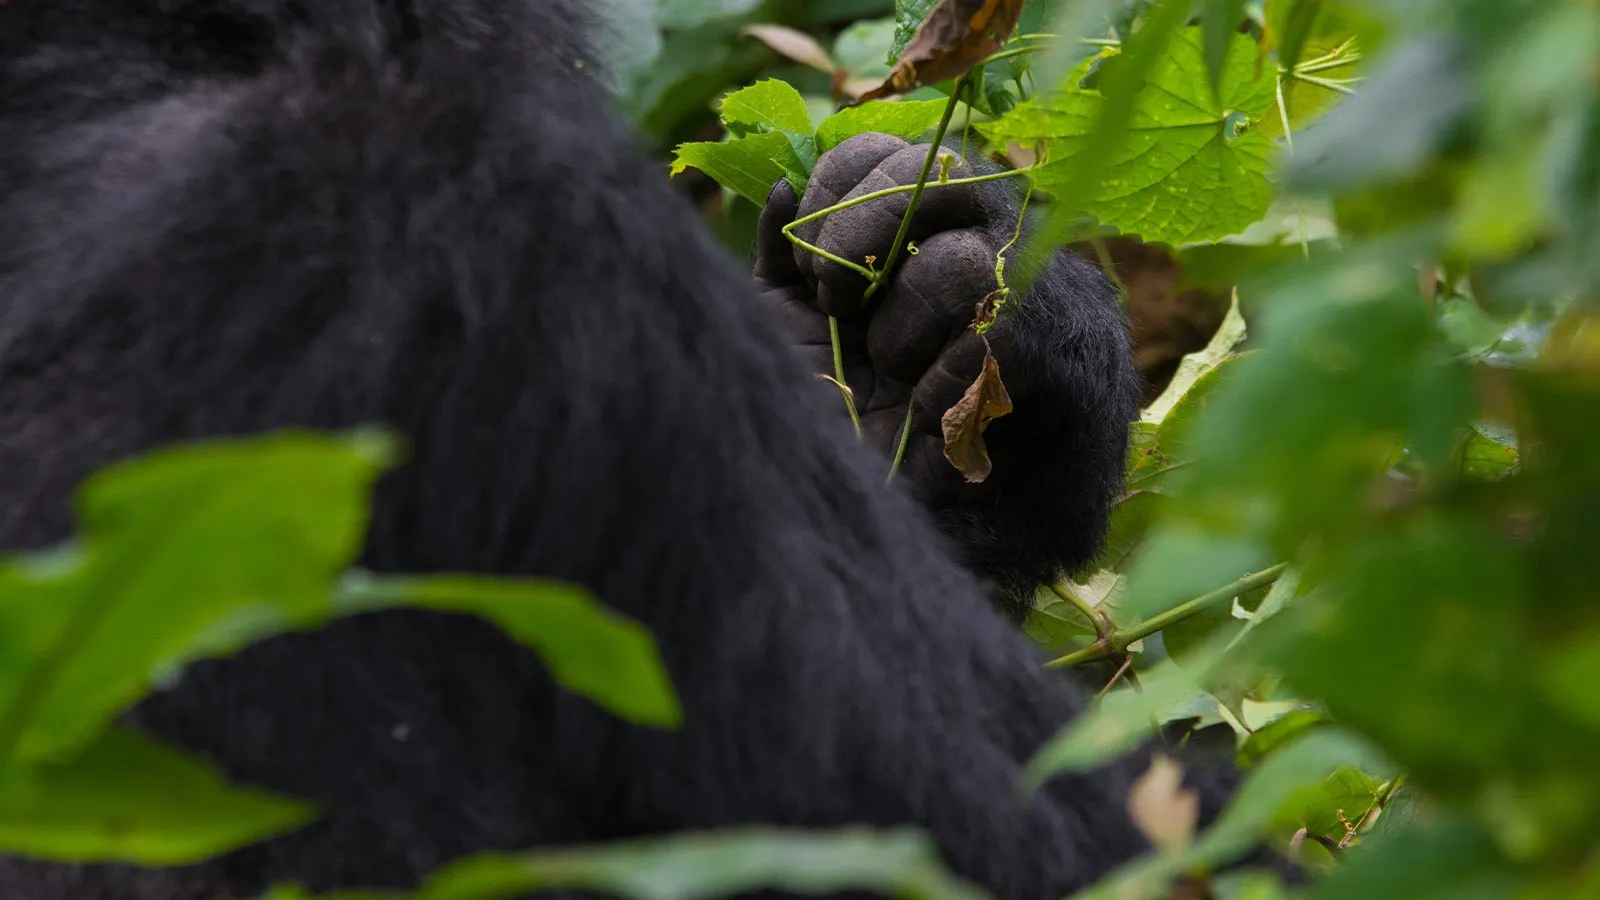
(337, 575, 682, 729)
(718, 79, 814, 135)
(0, 431, 394, 764)
(0, 729, 313, 865)
(414, 828, 988, 900)
(816, 99, 949, 152)
(670, 132, 796, 205)
(980, 27, 1278, 245)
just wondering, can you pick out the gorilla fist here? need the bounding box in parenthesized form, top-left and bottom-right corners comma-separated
(752, 132, 1141, 607)
(754, 133, 1027, 502)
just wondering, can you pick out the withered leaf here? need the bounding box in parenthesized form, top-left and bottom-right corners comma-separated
(1126, 755, 1200, 857)
(940, 342, 1013, 483)
(858, 0, 1026, 103)
(741, 25, 838, 76)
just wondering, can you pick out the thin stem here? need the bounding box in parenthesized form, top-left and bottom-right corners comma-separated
(860, 73, 969, 305)
(1293, 74, 1358, 95)
(780, 169, 1030, 240)
(1047, 582, 1112, 641)
(1275, 72, 1312, 258)
(828, 316, 861, 435)
(1044, 563, 1290, 669)
(1086, 235, 1128, 301)
(885, 406, 915, 483)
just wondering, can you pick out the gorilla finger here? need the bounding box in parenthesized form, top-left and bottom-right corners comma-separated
(866, 229, 999, 383)
(910, 329, 988, 436)
(793, 133, 907, 283)
(810, 145, 987, 317)
(754, 180, 803, 285)
(757, 285, 831, 348)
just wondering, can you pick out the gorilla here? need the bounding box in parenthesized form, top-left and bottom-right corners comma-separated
(0, 1, 1241, 897)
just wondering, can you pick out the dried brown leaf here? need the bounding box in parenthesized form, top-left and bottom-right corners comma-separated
(1127, 755, 1200, 857)
(858, 0, 1026, 103)
(940, 343, 1013, 483)
(742, 25, 838, 75)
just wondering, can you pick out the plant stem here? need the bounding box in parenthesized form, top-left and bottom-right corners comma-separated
(780, 169, 1029, 241)
(860, 72, 969, 305)
(829, 316, 862, 434)
(885, 406, 915, 483)
(1048, 582, 1112, 641)
(1044, 563, 1290, 669)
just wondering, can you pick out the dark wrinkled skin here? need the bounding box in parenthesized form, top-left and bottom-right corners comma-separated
(0, 2, 1266, 898)
(754, 134, 1141, 609)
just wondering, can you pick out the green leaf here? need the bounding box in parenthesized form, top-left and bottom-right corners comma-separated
(889, 0, 939, 63)
(0, 431, 395, 765)
(337, 574, 682, 729)
(1027, 651, 1223, 784)
(980, 27, 1278, 245)
(1202, 0, 1250, 96)
(1141, 292, 1248, 427)
(413, 828, 988, 900)
(1306, 817, 1510, 900)
(833, 17, 898, 80)
(718, 79, 815, 135)
(670, 132, 796, 205)
(1080, 729, 1393, 899)
(0, 729, 313, 865)
(815, 99, 949, 152)
(656, 0, 764, 31)
(1267, 0, 1325, 76)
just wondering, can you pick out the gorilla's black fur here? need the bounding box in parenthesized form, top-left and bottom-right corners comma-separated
(0, 1, 1227, 898)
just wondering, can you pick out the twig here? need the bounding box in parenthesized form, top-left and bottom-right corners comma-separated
(1044, 563, 1290, 668)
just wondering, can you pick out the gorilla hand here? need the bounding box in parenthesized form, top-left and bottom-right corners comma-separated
(752, 132, 1142, 612)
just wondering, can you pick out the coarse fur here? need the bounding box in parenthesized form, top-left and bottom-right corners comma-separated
(0, 1, 1228, 898)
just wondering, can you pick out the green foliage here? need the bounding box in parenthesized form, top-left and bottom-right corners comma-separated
(11, 0, 1600, 896)
(0, 432, 678, 866)
(978, 27, 1279, 245)
(672, 78, 949, 200)
(276, 829, 984, 900)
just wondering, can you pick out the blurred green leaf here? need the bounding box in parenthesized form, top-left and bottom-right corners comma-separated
(1028, 651, 1222, 783)
(1201, 0, 1250, 96)
(0, 729, 312, 866)
(0, 431, 393, 765)
(337, 575, 682, 729)
(412, 828, 987, 900)
(657, 0, 765, 31)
